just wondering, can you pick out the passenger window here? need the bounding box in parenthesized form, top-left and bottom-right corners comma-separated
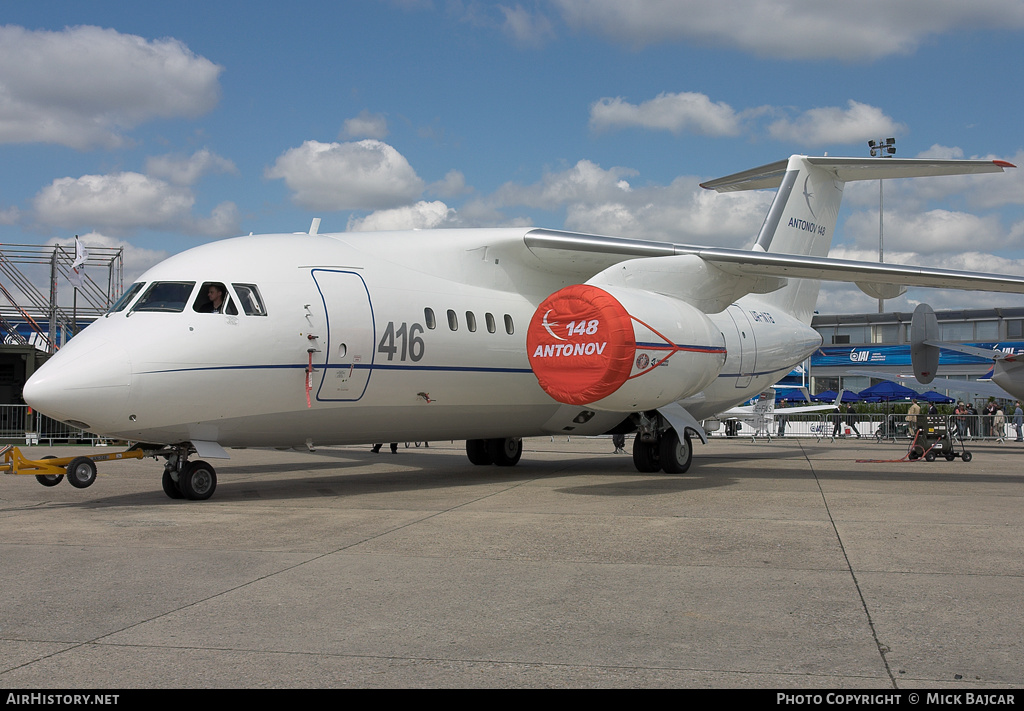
(504, 314, 514, 335)
(232, 283, 266, 316)
(132, 282, 196, 313)
(466, 311, 477, 333)
(193, 282, 237, 315)
(485, 313, 496, 334)
(424, 308, 436, 330)
(108, 282, 145, 314)
(447, 309, 458, 331)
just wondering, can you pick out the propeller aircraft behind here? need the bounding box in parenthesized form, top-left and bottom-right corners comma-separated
(22, 154, 1023, 500)
(855, 302, 1024, 402)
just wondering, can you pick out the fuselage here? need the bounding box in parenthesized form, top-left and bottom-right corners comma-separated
(23, 228, 822, 447)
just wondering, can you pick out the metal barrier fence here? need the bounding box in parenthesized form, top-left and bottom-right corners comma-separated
(0, 404, 107, 445)
(713, 413, 1024, 443)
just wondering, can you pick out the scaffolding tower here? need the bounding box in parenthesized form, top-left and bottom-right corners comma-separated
(0, 243, 124, 353)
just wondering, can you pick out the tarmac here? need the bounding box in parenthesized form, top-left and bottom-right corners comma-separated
(0, 435, 1022, 689)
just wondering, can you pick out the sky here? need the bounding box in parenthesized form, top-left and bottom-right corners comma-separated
(2, 0, 1024, 315)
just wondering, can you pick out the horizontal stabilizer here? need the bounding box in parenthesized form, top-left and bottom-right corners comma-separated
(701, 157, 1014, 193)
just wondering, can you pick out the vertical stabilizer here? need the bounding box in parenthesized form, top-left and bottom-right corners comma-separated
(701, 155, 842, 322)
(700, 154, 1015, 323)
(754, 156, 843, 321)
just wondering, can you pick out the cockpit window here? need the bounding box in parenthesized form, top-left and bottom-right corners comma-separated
(131, 282, 196, 313)
(107, 282, 145, 314)
(193, 282, 237, 315)
(232, 283, 267, 316)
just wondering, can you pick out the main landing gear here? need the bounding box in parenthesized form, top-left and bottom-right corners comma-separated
(465, 438, 523, 466)
(631, 413, 693, 474)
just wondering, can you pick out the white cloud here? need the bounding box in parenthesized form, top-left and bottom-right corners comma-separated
(589, 92, 743, 136)
(34, 173, 194, 230)
(768, 101, 906, 146)
(499, 4, 556, 47)
(342, 110, 389, 139)
(194, 202, 242, 238)
(492, 159, 771, 245)
(31, 172, 239, 237)
(842, 209, 1006, 254)
(146, 149, 237, 186)
(552, 0, 1024, 60)
(347, 200, 457, 231)
(429, 169, 472, 198)
(0, 25, 222, 149)
(265, 139, 425, 211)
(494, 159, 637, 210)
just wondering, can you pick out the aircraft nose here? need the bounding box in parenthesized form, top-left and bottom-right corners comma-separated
(23, 338, 132, 432)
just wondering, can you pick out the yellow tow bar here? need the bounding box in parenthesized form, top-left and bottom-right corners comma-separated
(0, 445, 148, 489)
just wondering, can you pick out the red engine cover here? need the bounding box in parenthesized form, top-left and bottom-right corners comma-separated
(527, 284, 636, 406)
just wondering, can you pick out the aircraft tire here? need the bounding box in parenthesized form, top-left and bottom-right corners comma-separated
(488, 437, 522, 466)
(35, 455, 64, 487)
(466, 439, 493, 465)
(632, 433, 661, 473)
(659, 429, 692, 474)
(66, 457, 97, 489)
(162, 468, 184, 499)
(180, 460, 217, 501)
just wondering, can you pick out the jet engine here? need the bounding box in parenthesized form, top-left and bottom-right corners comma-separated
(527, 284, 727, 412)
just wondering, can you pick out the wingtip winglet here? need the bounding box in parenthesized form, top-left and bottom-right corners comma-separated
(994, 160, 1016, 169)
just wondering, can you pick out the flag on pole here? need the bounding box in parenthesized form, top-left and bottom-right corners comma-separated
(68, 236, 88, 288)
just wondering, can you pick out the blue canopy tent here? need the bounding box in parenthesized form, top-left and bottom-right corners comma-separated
(917, 389, 955, 404)
(858, 380, 920, 403)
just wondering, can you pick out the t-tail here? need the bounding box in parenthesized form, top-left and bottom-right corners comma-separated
(700, 155, 1015, 322)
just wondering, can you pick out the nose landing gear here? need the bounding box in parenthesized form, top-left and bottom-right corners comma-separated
(160, 446, 217, 501)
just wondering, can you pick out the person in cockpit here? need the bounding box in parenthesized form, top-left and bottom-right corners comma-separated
(198, 283, 228, 313)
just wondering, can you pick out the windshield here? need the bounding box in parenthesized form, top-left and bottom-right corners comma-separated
(131, 282, 196, 313)
(107, 282, 145, 314)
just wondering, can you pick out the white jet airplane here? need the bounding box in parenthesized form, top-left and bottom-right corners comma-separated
(22, 155, 1023, 500)
(710, 387, 841, 440)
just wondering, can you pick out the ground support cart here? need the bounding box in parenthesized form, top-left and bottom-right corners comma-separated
(0, 444, 150, 488)
(907, 418, 972, 463)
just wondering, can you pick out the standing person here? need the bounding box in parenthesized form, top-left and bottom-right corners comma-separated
(844, 403, 860, 438)
(831, 406, 844, 438)
(1014, 402, 1023, 442)
(984, 399, 998, 437)
(906, 399, 922, 434)
(612, 433, 626, 454)
(994, 406, 1006, 442)
(967, 403, 979, 439)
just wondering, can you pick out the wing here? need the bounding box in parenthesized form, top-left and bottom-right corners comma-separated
(524, 228, 1024, 297)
